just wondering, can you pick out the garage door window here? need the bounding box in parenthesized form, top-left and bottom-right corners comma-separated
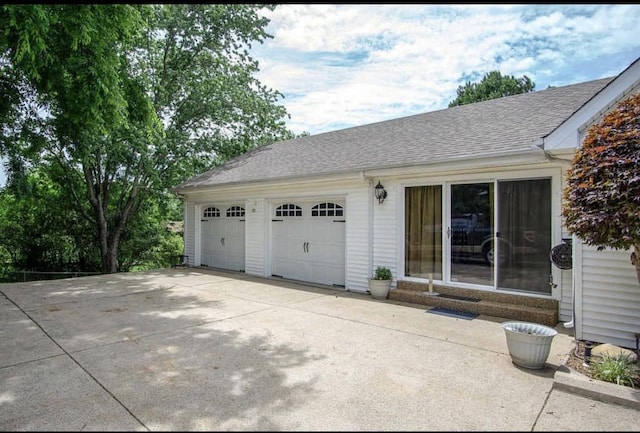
(276, 204, 302, 217)
(203, 207, 220, 218)
(312, 202, 343, 217)
(226, 206, 245, 217)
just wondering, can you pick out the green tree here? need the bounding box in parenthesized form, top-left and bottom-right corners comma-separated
(117, 193, 184, 272)
(0, 169, 183, 280)
(0, 4, 293, 273)
(562, 93, 640, 284)
(449, 70, 535, 107)
(0, 170, 100, 277)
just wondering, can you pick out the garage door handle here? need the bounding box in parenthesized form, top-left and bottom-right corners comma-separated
(221, 237, 225, 246)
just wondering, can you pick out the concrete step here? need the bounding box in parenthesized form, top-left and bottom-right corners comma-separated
(390, 280, 558, 327)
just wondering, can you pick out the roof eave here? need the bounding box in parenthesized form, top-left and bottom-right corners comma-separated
(171, 147, 550, 195)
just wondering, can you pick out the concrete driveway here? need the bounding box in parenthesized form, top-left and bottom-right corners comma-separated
(1, 268, 638, 431)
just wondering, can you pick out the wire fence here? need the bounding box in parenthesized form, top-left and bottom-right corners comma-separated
(2, 270, 102, 283)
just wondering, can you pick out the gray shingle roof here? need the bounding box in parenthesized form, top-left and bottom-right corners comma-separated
(172, 77, 613, 192)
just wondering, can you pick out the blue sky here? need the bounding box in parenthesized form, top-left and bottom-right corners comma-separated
(1, 4, 639, 187)
(250, 4, 640, 136)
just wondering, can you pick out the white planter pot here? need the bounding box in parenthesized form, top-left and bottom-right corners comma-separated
(502, 321, 558, 369)
(368, 279, 391, 300)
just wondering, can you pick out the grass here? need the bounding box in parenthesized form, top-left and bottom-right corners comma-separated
(590, 354, 640, 388)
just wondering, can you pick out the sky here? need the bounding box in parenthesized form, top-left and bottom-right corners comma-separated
(1, 4, 639, 188)
(249, 4, 640, 136)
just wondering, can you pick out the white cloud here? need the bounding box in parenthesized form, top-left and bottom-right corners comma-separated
(252, 4, 640, 135)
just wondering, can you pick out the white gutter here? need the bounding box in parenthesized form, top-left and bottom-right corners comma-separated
(361, 147, 550, 179)
(533, 137, 575, 165)
(171, 172, 364, 195)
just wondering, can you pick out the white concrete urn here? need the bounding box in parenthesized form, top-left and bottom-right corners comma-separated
(368, 279, 391, 300)
(502, 321, 558, 369)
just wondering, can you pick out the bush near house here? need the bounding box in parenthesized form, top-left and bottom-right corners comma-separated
(562, 93, 640, 282)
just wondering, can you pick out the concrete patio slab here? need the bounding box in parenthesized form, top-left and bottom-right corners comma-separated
(1, 268, 638, 431)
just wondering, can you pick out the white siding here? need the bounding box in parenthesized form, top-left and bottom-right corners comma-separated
(345, 187, 371, 293)
(577, 242, 640, 349)
(183, 199, 196, 266)
(244, 198, 265, 276)
(372, 179, 398, 285)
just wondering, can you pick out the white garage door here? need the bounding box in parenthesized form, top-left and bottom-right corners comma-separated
(271, 201, 345, 287)
(201, 205, 245, 271)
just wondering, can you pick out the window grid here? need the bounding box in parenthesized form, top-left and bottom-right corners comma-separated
(276, 204, 302, 217)
(311, 202, 343, 217)
(226, 206, 245, 217)
(203, 207, 220, 218)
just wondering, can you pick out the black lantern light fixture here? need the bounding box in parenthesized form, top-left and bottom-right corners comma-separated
(374, 181, 387, 204)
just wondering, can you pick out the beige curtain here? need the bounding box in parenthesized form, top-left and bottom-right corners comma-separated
(405, 186, 442, 278)
(497, 179, 551, 293)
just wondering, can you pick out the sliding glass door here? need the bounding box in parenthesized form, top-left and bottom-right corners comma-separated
(404, 177, 553, 294)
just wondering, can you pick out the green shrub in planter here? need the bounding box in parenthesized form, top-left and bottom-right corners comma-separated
(373, 266, 392, 280)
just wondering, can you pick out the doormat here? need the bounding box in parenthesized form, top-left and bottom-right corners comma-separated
(437, 293, 481, 302)
(426, 307, 478, 320)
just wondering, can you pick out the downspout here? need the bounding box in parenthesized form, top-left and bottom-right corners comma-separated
(563, 265, 576, 328)
(536, 137, 576, 329)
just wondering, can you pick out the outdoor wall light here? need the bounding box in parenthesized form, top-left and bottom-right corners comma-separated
(374, 181, 387, 204)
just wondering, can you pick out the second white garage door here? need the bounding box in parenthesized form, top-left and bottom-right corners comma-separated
(271, 201, 345, 287)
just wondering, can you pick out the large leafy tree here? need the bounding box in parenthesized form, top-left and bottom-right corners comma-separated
(0, 4, 293, 273)
(562, 93, 640, 283)
(449, 70, 535, 107)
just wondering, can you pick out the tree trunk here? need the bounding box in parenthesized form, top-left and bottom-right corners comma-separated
(98, 218, 125, 274)
(83, 165, 140, 275)
(101, 241, 119, 274)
